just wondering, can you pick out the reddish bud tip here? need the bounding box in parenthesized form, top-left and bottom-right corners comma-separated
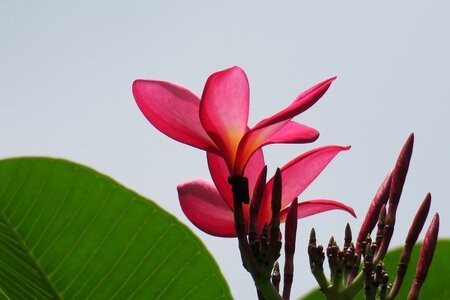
(285, 198, 298, 254)
(389, 133, 414, 207)
(251, 165, 267, 212)
(271, 168, 282, 213)
(408, 213, 439, 300)
(406, 193, 432, 247)
(357, 172, 392, 254)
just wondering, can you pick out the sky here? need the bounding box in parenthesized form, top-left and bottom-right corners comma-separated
(1, 1, 449, 299)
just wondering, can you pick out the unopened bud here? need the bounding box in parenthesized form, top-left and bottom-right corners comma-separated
(344, 223, 352, 249)
(388, 133, 414, 220)
(390, 193, 431, 299)
(309, 228, 317, 246)
(408, 213, 439, 300)
(249, 166, 267, 241)
(285, 198, 298, 256)
(356, 172, 392, 254)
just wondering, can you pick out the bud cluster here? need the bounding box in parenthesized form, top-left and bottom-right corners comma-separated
(308, 134, 440, 300)
(229, 168, 299, 300)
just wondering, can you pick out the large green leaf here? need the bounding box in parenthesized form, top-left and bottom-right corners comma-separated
(0, 157, 232, 299)
(300, 239, 450, 299)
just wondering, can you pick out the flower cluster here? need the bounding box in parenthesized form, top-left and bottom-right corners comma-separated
(133, 66, 355, 237)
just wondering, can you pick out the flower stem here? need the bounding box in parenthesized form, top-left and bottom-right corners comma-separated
(229, 176, 282, 300)
(343, 271, 363, 299)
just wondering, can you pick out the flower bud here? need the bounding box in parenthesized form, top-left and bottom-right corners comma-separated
(408, 213, 439, 300)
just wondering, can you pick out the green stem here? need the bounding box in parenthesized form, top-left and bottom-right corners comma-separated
(344, 255, 383, 299)
(343, 270, 364, 298)
(254, 277, 283, 300)
(324, 289, 350, 300)
(311, 266, 329, 291)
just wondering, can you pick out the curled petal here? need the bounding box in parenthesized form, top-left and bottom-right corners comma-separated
(275, 145, 350, 209)
(258, 145, 350, 226)
(233, 77, 335, 175)
(177, 179, 236, 237)
(234, 121, 319, 174)
(280, 199, 356, 222)
(262, 122, 319, 145)
(133, 80, 216, 152)
(200, 66, 250, 170)
(207, 152, 233, 209)
(254, 77, 336, 129)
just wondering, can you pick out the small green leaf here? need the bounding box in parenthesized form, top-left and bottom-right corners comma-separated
(0, 157, 232, 299)
(299, 239, 450, 299)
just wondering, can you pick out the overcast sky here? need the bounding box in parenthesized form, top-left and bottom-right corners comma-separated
(1, 1, 449, 299)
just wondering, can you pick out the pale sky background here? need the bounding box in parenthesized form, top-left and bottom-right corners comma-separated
(1, 1, 449, 299)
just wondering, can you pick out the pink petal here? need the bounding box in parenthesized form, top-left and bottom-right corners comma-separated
(177, 179, 236, 237)
(277, 145, 350, 208)
(207, 149, 265, 212)
(200, 67, 250, 171)
(245, 149, 266, 196)
(280, 199, 356, 222)
(207, 152, 233, 209)
(234, 121, 319, 174)
(258, 145, 350, 225)
(133, 80, 217, 152)
(232, 77, 335, 175)
(254, 77, 336, 130)
(262, 122, 319, 145)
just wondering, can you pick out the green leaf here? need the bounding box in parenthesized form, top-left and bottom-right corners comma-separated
(299, 239, 450, 299)
(0, 157, 232, 299)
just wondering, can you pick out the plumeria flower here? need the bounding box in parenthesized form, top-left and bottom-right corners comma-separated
(133, 66, 355, 237)
(177, 145, 355, 237)
(133, 66, 332, 176)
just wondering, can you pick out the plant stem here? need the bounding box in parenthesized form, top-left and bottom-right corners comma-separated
(230, 176, 282, 300)
(343, 270, 363, 298)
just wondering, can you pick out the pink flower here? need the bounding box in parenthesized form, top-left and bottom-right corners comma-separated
(133, 66, 355, 237)
(178, 145, 355, 237)
(133, 66, 332, 176)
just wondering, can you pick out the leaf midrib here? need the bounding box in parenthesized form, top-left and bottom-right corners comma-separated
(0, 209, 61, 299)
(0, 161, 61, 300)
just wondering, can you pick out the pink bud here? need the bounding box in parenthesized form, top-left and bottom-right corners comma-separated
(356, 172, 392, 255)
(408, 213, 440, 300)
(389, 133, 414, 208)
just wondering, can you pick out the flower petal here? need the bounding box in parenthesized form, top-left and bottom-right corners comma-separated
(280, 199, 356, 222)
(234, 121, 319, 174)
(254, 77, 336, 130)
(200, 66, 250, 171)
(258, 145, 350, 226)
(133, 80, 217, 152)
(262, 122, 319, 145)
(207, 149, 265, 212)
(277, 145, 350, 208)
(177, 179, 236, 237)
(233, 77, 335, 175)
(245, 149, 266, 196)
(207, 152, 233, 209)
